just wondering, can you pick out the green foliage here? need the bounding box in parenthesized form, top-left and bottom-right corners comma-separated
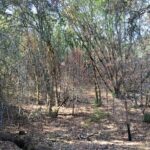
(131, 105, 138, 109)
(49, 111, 58, 118)
(83, 109, 107, 126)
(94, 98, 102, 107)
(81, 121, 91, 128)
(89, 109, 107, 123)
(28, 107, 42, 120)
(49, 107, 59, 118)
(143, 113, 150, 123)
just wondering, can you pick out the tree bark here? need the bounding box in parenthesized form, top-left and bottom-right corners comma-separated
(125, 100, 132, 141)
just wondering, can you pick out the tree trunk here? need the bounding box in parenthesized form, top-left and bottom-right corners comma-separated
(93, 63, 102, 107)
(140, 64, 143, 106)
(35, 76, 40, 105)
(127, 123, 132, 141)
(0, 78, 3, 101)
(125, 100, 132, 141)
(114, 87, 121, 98)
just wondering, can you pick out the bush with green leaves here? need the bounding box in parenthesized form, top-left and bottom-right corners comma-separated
(94, 98, 102, 107)
(143, 113, 150, 123)
(89, 109, 107, 123)
(28, 107, 42, 120)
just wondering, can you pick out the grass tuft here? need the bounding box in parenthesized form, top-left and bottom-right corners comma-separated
(143, 113, 150, 123)
(89, 109, 107, 123)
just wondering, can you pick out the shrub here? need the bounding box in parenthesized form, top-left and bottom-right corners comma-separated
(49, 107, 59, 118)
(94, 98, 102, 107)
(28, 107, 42, 120)
(89, 109, 107, 123)
(49, 111, 58, 118)
(143, 113, 150, 123)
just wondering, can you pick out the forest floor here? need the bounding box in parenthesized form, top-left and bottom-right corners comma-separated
(0, 86, 150, 150)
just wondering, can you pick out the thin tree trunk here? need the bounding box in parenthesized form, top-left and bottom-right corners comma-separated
(35, 76, 40, 105)
(140, 64, 143, 106)
(124, 100, 132, 141)
(92, 62, 102, 106)
(106, 88, 109, 112)
(112, 95, 115, 115)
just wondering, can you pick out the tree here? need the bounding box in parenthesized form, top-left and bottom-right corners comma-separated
(62, 0, 150, 141)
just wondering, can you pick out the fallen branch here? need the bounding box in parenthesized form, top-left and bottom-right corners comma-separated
(77, 131, 101, 141)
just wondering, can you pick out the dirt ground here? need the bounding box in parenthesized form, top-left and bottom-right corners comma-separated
(0, 87, 150, 150)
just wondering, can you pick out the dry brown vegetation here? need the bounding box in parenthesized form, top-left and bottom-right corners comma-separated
(0, 86, 150, 150)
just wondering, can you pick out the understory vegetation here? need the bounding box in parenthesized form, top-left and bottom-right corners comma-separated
(0, 0, 150, 149)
